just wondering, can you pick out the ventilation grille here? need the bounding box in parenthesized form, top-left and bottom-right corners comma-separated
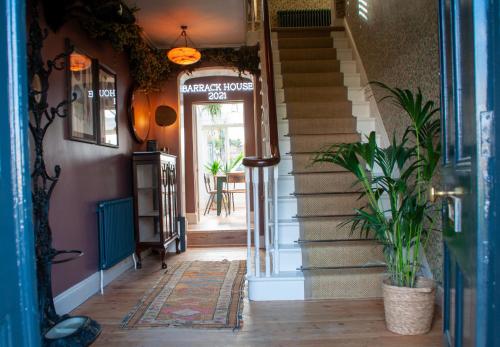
(277, 9, 331, 27)
(97, 197, 135, 270)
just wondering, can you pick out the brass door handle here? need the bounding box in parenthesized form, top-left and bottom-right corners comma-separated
(429, 187, 464, 203)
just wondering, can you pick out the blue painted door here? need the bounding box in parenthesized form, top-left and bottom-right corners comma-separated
(0, 0, 40, 346)
(438, 0, 500, 346)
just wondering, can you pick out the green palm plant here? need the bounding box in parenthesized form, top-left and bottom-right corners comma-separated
(222, 152, 244, 174)
(314, 83, 440, 288)
(204, 159, 222, 176)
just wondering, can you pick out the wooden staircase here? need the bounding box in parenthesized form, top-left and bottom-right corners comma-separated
(272, 26, 384, 300)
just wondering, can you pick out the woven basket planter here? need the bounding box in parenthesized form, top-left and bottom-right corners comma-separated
(382, 277, 436, 335)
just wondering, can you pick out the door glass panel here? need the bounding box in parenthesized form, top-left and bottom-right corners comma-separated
(451, 0, 475, 162)
(136, 163, 160, 242)
(442, 0, 455, 164)
(161, 162, 170, 239)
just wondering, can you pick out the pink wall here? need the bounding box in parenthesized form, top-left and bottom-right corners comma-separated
(39, 14, 134, 295)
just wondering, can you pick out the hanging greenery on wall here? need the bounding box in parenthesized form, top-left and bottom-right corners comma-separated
(41, 0, 260, 92)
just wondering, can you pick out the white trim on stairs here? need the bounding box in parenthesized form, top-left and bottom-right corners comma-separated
(340, 18, 390, 148)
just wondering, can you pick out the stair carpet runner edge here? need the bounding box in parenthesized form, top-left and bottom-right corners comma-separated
(275, 27, 385, 299)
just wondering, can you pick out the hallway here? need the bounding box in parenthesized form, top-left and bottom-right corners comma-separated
(72, 248, 442, 347)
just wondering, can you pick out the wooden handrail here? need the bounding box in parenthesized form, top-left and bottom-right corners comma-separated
(243, 0, 280, 168)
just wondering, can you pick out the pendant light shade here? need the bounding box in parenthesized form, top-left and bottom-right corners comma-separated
(167, 26, 201, 65)
(69, 52, 92, 72)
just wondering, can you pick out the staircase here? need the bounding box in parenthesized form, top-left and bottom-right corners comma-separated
(247, 26, 385, 301)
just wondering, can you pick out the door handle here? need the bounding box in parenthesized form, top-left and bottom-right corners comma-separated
(430, 186, 464, 233)
(429, 187, 464, 203)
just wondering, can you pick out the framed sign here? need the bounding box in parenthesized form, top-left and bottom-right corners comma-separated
(97, 64, 118, 147)
(66, 41, 97, 143)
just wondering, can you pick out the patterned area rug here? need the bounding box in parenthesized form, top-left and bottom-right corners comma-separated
(122, 260, 246, 329)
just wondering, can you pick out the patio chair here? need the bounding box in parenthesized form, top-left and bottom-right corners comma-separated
(203, 173, 228, 216)
(225, 172, 246, 213)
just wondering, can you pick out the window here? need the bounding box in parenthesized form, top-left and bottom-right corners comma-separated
(196, 103, 245, 172)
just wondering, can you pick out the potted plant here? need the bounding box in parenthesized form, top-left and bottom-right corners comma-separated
(204, 159, 222, 182)
(314, 82, 440, 335)
(222, 152, 244, 175)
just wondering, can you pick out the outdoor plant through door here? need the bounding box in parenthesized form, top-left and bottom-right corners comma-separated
(196, 103, 245, 220)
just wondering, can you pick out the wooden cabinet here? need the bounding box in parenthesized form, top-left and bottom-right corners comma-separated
(132, 152, 179, 269)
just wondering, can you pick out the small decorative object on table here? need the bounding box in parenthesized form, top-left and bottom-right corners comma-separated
(146, 139, 158, 151)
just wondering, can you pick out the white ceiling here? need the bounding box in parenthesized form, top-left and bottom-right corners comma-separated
(124, 0, 247, 48)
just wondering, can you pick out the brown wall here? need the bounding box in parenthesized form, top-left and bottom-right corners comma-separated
(345, 0, 443, 284)
(39, 15, 134, 295)
(40, 11, 261, 294)
(182, 76, 257, 214)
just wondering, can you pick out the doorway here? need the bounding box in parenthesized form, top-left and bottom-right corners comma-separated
(193, 102, 247, 232)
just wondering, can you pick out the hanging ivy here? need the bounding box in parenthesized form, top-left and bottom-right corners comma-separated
(42, 0, 260, 92)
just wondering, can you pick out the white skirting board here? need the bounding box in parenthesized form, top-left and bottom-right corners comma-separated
(54, 255, 134, 315)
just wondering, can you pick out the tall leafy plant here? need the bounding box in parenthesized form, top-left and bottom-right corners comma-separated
(222, 152, 244, 174)
(314, 83, 440, 288)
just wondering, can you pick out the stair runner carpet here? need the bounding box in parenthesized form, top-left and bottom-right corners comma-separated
(276, 27, 385, 299)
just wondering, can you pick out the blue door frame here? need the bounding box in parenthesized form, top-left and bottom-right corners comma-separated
(438, 0, 500, 346)
(0, 0, 40, 346)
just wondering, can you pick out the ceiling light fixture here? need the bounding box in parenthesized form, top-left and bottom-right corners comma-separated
(69, 52, 92, 72)
(167, 25, 201, 66)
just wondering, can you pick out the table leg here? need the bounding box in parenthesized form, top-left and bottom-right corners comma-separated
(217, 176, 223, 216)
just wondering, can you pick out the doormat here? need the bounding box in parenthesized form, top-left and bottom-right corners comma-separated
(122, 260, 246, 329)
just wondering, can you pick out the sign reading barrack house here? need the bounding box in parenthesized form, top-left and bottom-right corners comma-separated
(181, 82, 254, 100)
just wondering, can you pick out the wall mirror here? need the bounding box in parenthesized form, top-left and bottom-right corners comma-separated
(66, 40, 97, 143)
(98, 64, 119, 147)
(128, 87, 152, 143)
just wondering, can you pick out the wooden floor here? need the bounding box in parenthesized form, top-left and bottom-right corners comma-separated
(73, 248, 443, 347)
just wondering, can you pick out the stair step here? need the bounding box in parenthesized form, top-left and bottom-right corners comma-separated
(296, 216, 368, 241)
(277, 37, 333, 49)
(303, 267, 385, 299)
(281, 72, 344, 87)
(289, 153, 347, 173)
(278, 196, 297, 219)
(293, 171, 360, 194)
(302, 241, 385, 268)
(279, 59, 341, 73)
(273, 220, 300, 244)
(284, 86, 348, 102)
(280, 101, 352, 119)
(290, 133, 360, 152)
(287, 118, 356, 134)
(296, 193, 365, 217)
(277, 48, 337, 61)
(277, 243, 302, 272)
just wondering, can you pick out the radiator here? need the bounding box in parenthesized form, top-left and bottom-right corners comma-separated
(97, 197, 135, 271)
(277, 9, 331, 27)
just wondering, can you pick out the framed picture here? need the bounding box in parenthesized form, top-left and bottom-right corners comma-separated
(97, 64, 119, 147)
(66, 40, 97, 143)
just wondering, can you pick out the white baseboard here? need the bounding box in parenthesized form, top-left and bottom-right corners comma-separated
(54, 255, 134, 315)
(342, 18, 390, 148)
